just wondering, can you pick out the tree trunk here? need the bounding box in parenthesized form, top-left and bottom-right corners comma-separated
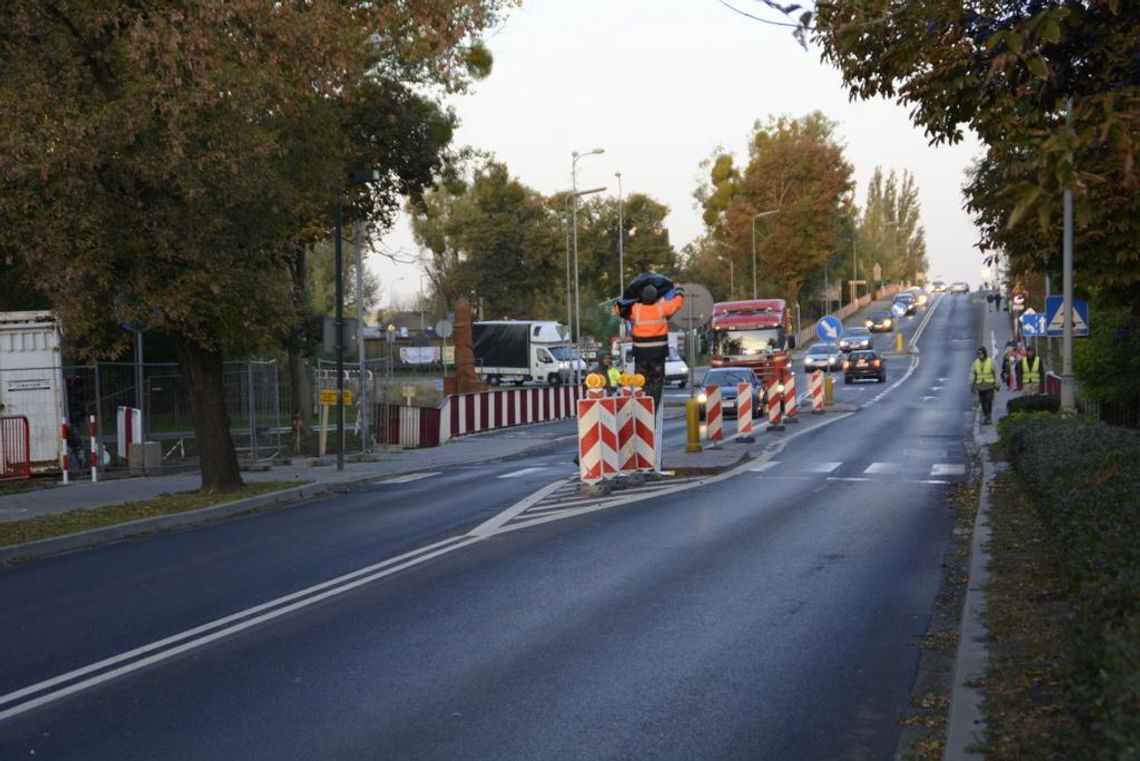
(175, 336, 243, 493)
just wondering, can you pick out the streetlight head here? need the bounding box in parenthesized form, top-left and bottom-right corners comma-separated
(590, 147, 605, 155)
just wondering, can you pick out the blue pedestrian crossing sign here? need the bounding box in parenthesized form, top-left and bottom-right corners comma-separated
(816, 316, 843, 342)
(1044, 296, 1089, 337)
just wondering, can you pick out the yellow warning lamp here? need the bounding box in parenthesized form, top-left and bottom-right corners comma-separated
(585, 372, 606, 389)
(619, 371, 634, 387)
(631, 373, 646, 388)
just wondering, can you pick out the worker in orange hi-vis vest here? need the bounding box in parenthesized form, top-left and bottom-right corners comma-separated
(613, 283, 685, 410)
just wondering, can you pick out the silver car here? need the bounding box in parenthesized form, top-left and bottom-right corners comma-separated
(803, 342, 842, 372)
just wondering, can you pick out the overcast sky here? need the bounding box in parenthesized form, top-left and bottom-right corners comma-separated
(374, 0, 986, 306)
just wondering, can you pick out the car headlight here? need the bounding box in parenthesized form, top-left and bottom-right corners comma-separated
(884, 319, 891, 327)
(865, 320, 872, 327)
(697, 392, 707, 404)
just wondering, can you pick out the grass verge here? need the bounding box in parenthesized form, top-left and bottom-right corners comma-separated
(0, 481, 306, 549)
(979, 470, 1076, 758)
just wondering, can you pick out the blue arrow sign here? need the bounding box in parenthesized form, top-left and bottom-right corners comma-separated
(1044, 296, 1089, 337)
(1020, 313, 1046, 337)
(816, 316, 843, 343)
(890, 301, 908, 318)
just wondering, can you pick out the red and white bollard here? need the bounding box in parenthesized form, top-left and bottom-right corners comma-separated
(577, 388, 619, 485)
(89, 415, 99, 483)
(766, 380, 785, 431)
(630, 391, 656, 472)
(736, 383, 755, 442)
(783, 372, 799, 423)
(705, 385, 723, 447)
(810, 371, 826, 414)
(60, 418, 70, 485)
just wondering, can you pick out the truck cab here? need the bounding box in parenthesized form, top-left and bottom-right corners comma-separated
(708, 299, 795, 385)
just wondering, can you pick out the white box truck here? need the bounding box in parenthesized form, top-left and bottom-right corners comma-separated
(0, 311, 66, 469)
(472, 320, 584, 386)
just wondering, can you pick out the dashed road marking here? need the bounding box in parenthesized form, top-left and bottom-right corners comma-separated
(497, 467, 551, 479)
(374, 472, 440, 484)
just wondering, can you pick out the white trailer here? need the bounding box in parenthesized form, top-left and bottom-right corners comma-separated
(0, 311, 66, 469)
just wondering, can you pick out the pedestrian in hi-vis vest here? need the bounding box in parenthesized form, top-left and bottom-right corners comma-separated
(1017, 345, 1043, 396)
(970, 346, 997, 425)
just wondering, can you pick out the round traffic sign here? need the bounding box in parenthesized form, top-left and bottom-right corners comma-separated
(816, 316, 843, 343)
(434, 319, 453, 338)
(891, 301, 907, 318)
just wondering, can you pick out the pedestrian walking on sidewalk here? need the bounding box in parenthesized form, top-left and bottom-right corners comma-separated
(1017, 345, 1043, 395)
(970, 346, 997, 425)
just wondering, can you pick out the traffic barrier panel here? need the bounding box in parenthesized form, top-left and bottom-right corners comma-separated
(736, 383, 755, 440)
(766, 380, 785, 431)
(88, 415, 99, 483)
(631, 394, 656, 471)
(116, 406, 142, 464)
(810, 371, 825, 414)
(616, 392, 635, 473)
(705, 385, 723, 445)
(0, 416, 31, 481)
(783, 372, 799, 423)
(577, 389, 618, 484)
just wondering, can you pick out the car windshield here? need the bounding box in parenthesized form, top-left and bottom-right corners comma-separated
(807, 344, 835, 356)
(845, 328, 871, 337)
(711, 328, 781, 356)
(849, 350, 876, 359)
(703, 370, 754, 386)
(869, 312, 890, 319)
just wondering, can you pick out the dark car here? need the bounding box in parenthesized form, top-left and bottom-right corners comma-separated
(697, 367, 763, 419)
(843, 349, 887, 384)
(802, 342, 842, 372)
(893, 292, 917, 315)
(864, 310, 894, 333)
(838, 326, 873, 352)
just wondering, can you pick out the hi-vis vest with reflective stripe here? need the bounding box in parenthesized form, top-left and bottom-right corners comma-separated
(626, 297, 684, 350)
(607, 365, 621, 387)
(1020, 356, 1041, 383)
(972, 357, 996, 384)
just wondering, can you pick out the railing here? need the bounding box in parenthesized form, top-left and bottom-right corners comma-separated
(0, 416, 32, 481)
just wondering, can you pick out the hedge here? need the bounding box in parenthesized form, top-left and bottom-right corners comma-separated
(1006, 394, 1061, 415)
(999, 414, 1140, 758)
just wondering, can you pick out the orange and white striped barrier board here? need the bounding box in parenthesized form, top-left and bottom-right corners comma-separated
(783, 372, 799, 423)
(766, 380, 785, 431)
(736, 383, 755, 440)
(810, 371, 825, 414)
(705, 385, 723, 445)
(631, 393, 655, 471)
(578, 386, 618, 484)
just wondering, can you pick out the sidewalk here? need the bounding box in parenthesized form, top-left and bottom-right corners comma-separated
(945, 293, 1022, 760)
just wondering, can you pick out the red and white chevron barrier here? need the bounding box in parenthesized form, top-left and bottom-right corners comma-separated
(736, 383, 755, 441)
(578, 389, 618, 484)
(59, 418, 69, 485)
(783, 372, 799, 423)
(766, 380, 785, 431)
(705, 385, 723, 446)
(810, 371, 825, 414)
(629, 393, 656, 471)
(88, 415, 99, 483)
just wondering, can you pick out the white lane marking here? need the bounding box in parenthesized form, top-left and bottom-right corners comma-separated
(374, 472, 440, 484)
(932, 463, 966, 476)
(468, 478, 568, 537)
(746, 461, 781, 472)
(806, 461, 842, 473)
(0, 534, 478, 722)
(938, 377, 950, 382)
(930, 386, 944, 391)
(497, 467, 550, 479)
(826, 476, 871, 482)
(864, 462, 901, 474)
(921, 396, 937, 402)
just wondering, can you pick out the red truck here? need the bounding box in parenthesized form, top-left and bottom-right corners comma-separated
(708, 299, 795, 385)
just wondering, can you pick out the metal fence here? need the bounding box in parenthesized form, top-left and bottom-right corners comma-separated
(0, 415, 31, 480)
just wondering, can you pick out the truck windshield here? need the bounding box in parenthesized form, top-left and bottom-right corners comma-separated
(547, 346, 575, 361)
(711, 328, 782, 356)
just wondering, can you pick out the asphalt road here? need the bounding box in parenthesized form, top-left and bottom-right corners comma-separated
(0, 293, 980, 760)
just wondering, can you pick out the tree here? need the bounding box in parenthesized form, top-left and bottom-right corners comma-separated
(697, 113, 855, 305)
(409, 160, 564, 320)
(797, 0, 1140, 310)
(0, 2, 513, 491)
(858, 168, 928, 286)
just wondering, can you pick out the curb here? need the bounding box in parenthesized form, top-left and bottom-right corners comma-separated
(944, 411, 994, 759)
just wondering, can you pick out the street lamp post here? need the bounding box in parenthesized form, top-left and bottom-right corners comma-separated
(751, 209, 780, 300)
(335, 168, 379, 472)
(616, 171, 624, 297)
(571, 147, 605, 384)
